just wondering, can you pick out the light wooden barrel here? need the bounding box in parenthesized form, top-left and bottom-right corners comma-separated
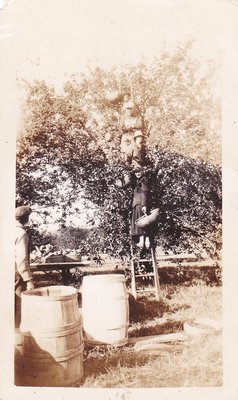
(17, 286, 83, 387)
(82, 274, 129, 347)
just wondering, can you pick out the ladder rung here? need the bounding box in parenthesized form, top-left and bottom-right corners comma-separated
(130, 246, 160, 299)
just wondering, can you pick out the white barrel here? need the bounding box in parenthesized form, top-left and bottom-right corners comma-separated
(16, 286, 83, 387)
(82, 274, 129, 347)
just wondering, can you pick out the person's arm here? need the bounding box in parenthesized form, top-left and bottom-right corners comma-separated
(115, 174, 133, 189)
(15, 231, 34, 288)
(125, 145, 133, 166)
(135, 115, 144, 130)
(140, 177, 149, 212)
(120, 113, 126, 129)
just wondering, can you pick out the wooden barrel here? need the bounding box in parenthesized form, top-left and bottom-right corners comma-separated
(17, 285, 83, 387)
(82, 274, 129, 347)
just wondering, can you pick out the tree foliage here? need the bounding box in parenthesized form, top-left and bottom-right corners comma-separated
(16, 40, 222, 259)
(47, 227, 90, 252)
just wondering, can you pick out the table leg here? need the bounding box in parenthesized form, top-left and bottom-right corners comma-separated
(62, 269, 71, 285)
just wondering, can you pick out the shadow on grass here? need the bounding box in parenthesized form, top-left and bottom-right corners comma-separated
(129, 319, 184, 337)
(128, 292, 190, 324)
(83, 346, 159, 379)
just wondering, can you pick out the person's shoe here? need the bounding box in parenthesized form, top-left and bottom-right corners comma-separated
(145, 236, 150, 249)
(136, 235, 144, 249)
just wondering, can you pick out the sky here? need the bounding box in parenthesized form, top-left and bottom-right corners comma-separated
(0, 0, 229, 144)
(0, 0, 227, 91)
(0, 0, 235, 231)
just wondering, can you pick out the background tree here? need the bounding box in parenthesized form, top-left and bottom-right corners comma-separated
(16, 40, 221, 259)
(47, 227, 90, 252)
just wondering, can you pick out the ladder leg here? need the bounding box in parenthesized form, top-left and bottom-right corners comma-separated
(131, 260, 137, 299)
(130, 243, 137, 299)
(151, 246, 161, 300)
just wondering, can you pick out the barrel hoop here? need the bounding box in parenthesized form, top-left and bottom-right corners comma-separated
(22, 294, 78, 301)
(86, 338, 128, 347)
(22, 285, 77, 298)
(21, 321, 81, 335)
(84, 323, 129, 330)
(83, 274, 125, 282)
(104, 323, 129, 330)
(83, 295, 129, 300)
(22, 343, 84, 361)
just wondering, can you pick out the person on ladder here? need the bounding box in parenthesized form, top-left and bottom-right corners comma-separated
(117, 126, 153, 250)
(116, 166, 151, 255)
(130, 167, 152, 256)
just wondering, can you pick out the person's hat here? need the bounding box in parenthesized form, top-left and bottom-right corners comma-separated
(133, 130, 144, 139)
(15, 206, 32, 220)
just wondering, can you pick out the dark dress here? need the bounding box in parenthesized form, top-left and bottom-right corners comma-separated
(131, 174, 149, 238)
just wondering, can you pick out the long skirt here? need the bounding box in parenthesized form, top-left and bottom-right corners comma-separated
(131, 204, 145, 237)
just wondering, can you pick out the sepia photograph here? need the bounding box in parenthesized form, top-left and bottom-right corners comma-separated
(0, 0, 238, 399)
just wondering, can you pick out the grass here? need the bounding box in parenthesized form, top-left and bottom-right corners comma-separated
(81, 282, 222, 388)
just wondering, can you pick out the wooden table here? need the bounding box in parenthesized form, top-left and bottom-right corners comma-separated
(30, 261, 126, 285)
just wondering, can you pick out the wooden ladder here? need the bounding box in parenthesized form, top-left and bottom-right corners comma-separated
(130, 245, 161, 300)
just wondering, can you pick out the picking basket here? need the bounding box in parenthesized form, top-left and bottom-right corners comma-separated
(135, 208, 160, 229)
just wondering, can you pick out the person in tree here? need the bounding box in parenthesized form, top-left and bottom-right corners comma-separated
(120, 99, 143, 131)
(120, 99, 144, 162)
(117, 127, 148, 194)
(126, 130, 146, 170)
(120, 92, 131, 111)
(15, 206, 35, 328)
